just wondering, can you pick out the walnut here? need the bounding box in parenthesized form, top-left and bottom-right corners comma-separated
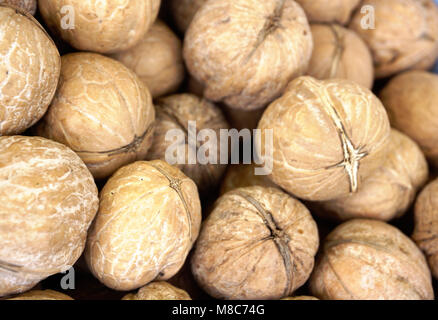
(36, 53, 155, 179)
(85, 160, 201, 291)
(0, 5, 60, 135)
(191, 186, 319, 300)
(0, 0, 37, 15)
(122, 282, 191, 300)
(170, 0, 206, 33)
(310, 219, 434, 300)
(295, 0, 361, 24)
(350, 0, 438, 78)
(307, 24, 374, 89)
(183, 0, 313, 110)
(282, 296, 319, 300)
(256, 76, 391, 201)
(0, 136, 98, 297)
(319, 129, 428, 221)
(7, 290, 73, 300)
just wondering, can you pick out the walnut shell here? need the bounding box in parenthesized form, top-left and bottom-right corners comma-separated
(0, 136, 99, 297)
(110, 20, 184, 99)
(350, 0, 438, 78)
(320, 129, 429, 221)
(256, 76, 391, 201)
(0, 5, 60, 135)
(7, 290, 73, 300)
(36, 53, 155, 179)
(122, 282, 191, 300)
(191, 186, 319, 300)
(295, 0, 361, 24)
(380, 71, 438, 167)
(183, 0, 313, 110)
(220, 164, 278, 195)
(282, 296, 319, 300)
(307, 24, 374, 89)
(39, 0, 161, 54)
(170, 0, 206, 33)
(310, 219, 434, 300)
(0, 0, 36, 14)
(85, 160, 202, 291)
(413, 178, 438, 279)
(146, 94, 229, 193)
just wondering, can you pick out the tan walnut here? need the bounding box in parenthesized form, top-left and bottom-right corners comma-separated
(295, 0, 361, 25)
(7, 290, 73, 300)
(0, 0, 37, 15)
(122, 282, 191, 300)
(170, 0, 207, 33)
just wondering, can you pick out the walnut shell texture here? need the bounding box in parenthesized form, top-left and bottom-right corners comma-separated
(170, 0, 207, 33)
(0, 136, 99, 297)
(122, 281, 191, 300)
(192, 186, 319, 300)
(146, 94, 229, 193)
(257, 76, 391, 201)
(7, 290, 73, 300)
(308, 24, 374, 89)
(320, 129, 429, 221)
(350, 0, 438, 78)
(282, 296, 319, 300)
(0, 5, 60, 135)
(85, 160, 202, 291)
(413, 178, 438, 279)
(110, 20, 185, 99)
(295, 0, 361, 24)
(184, 0, 313, 110)
(0, 0, 37, 15)
(310, 219, 434, 300)
(380, 71, 438, 167)
(39, 0, 161, 53)
(36, 53, 155, 179)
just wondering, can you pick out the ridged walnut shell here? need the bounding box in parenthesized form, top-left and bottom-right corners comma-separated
(146, 94, 229, 193)
(85, 160, 202, 291)
(7, 290, 73, 300)
(192, 186, 319, 300)
(256, 76, 391, 201)
(110, 20, 184, 99)
(308, 24, 374, 89)
(320, 129, 428, 221)
(122, 282, 191, 300)
(380, 71, 438, 167)
(295, 0, 361, 24)
(183, 0, 313, 110)
(0, 5, 60, 135)
(350, 0, 438, 78)
(36, 53, 155, 180)
(0, 136, 99, 297)
(413, 178, 438, 279)
(310, 219, 434, 300)
(39, 0, 161, 54)
(0, 0, 37, 15)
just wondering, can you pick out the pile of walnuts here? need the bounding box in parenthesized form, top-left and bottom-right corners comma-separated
(1, 0, 438, 301)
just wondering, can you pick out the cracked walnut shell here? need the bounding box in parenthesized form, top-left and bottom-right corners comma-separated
(0, 5, 60, 135)
(183, 0, 313, 110)
(350, 0, 438, 78)
(295, 0, 361, 25)
(256, 76, 391, 201)
(85, 160, 202, 291)
(36, 53, 155, 180)
(0, 0, 37, 15)
(122, 282, 191, 300)
(191, 186, 319, 300)
(0, 136, 99, 297)
(310, 219, 434, 300)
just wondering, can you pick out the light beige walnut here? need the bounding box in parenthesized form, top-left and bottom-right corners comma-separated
(146, 94, 229, 193)
(184, 0, 313, 110)
(310, 219, 434, 300)
(256, 76, 391, 201)
(350, 0, 438, 78)
(39, 0, 161, 53)
(122, 282, 191, 300)
(170, 0, 206, 33)
(36, 53, 155, 180)
(0, 0, 36, 14)
(85, 160, 202, 291)
(282, 296, 319, 300)
(0, 5, 60, 135)
(295, 0, 360, 24)
(308, 24, 374, 89)
(192, 186, 319, 300)
(0, 136, 99, 297)
(110, 20, 184, 99)
(8, 290, 73, 300)
(320, 129, 428, 221)
(380, 71, 438, 167)
(413, 178, 438, 279)
(220, 164, 278, 195)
